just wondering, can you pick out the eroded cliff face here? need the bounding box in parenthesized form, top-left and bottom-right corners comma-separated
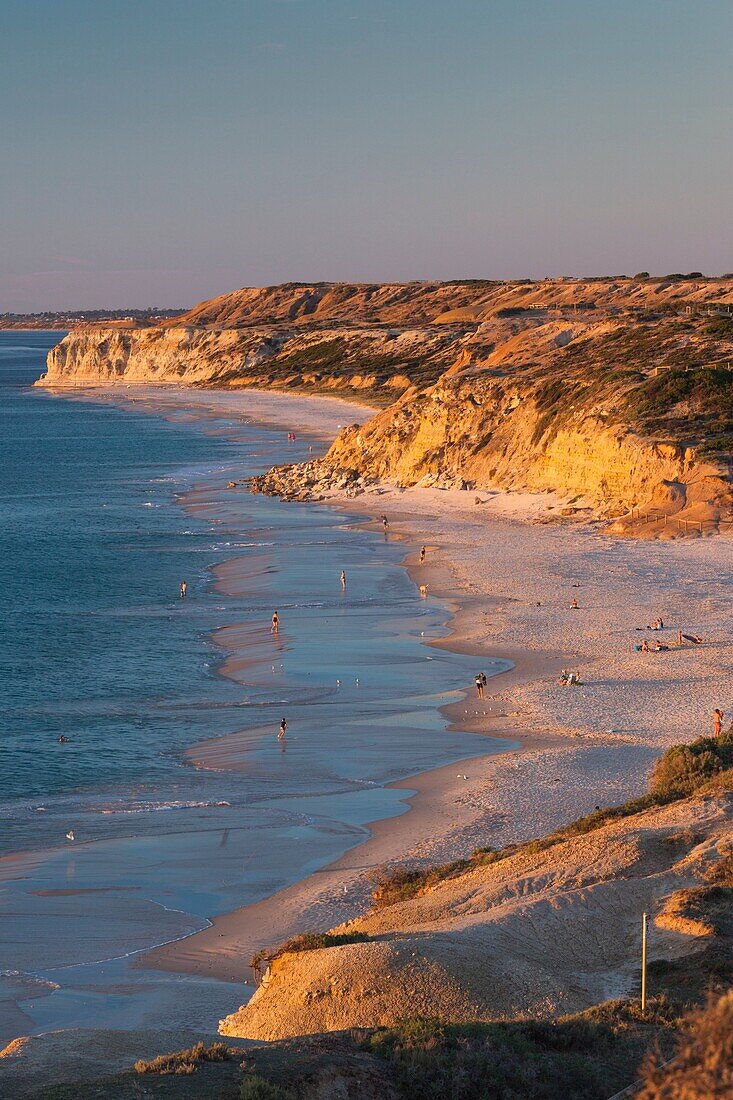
(322, 372, 723, 516)
(39, 323, 463, 401)
(252, 352, 732, 529)
(38, 279, 733, 528)
(41, 327, 268, 386)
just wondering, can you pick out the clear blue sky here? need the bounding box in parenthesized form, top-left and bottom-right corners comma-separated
(2, 0, 732, 310)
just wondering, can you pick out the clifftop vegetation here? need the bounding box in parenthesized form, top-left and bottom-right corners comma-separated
(41, 277, 733, 529)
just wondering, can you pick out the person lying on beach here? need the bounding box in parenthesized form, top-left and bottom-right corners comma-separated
(559, 670, 582, 685)
(653, 640, 669, 651)
(678, 631, 703, 645)
(649, 618, 664, 630)
(271, 611, 280, 634)
(713, 708, 725, 737)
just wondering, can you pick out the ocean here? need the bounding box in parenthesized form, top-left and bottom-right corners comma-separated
(0, 332, 509, 1039)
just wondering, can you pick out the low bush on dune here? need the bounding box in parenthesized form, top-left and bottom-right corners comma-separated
(363, 1000, 680, 1100)
(372, 731, 733, 908)
(704, 847, 733, 886)
(649, 732, 733, 798)
(240, 1076, 293, 1099)
(637, 991, 733, 1099)
(134, 1041, 232, 1075)
(250, 930, 372, 980)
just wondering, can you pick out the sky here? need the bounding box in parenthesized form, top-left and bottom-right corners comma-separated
(2, 0, 733, 310)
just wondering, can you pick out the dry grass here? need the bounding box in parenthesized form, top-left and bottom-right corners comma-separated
(637, 991, 733, 1099)
(134, 1041, 233, 1075)
(250, 931, 372, 981)
(371, 733, 733, 909)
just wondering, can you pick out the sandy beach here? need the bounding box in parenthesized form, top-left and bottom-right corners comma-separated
(142, 391, 733, 992)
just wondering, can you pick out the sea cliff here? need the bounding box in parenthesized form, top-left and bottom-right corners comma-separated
(39, 277, 733, 529)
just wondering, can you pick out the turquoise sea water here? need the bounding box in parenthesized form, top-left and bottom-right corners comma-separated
(0, 333, 510, 1040)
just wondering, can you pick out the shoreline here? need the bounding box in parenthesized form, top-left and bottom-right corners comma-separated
(138, 503, 580, 986)
(13, 382, 732, 1029)
(142, 459, 732, 995)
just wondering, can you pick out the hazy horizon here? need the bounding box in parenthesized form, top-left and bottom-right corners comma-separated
(5, 268, 733, 317)
(4, 0, 733, 311)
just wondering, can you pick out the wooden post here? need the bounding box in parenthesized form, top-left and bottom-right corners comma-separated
(641, 911, 648, 1015)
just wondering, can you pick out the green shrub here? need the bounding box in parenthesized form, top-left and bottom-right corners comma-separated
(241, 1076, 293, 1099)
(134, 1041, 232, 1075)
(250, 930, 372, 979)
(362, 1007, 678, 1100)
(625, 367, 733, 425)
(649, 732, 733, 799)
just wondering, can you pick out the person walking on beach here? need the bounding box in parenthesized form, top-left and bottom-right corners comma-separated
(420, 546, 426, 564)
(713, 708, 725, 737)
(180, 580, 187, 599)
(271, 611, 280, 634)
(278, 718, 288, 739)
(475, 673, 486, 699)
(340, 570, 347, 589)
(381, 515, 389, 531)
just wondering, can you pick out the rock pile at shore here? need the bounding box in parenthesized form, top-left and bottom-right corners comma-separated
(249, 460, 377, 502)
(249, 461, 477, 502)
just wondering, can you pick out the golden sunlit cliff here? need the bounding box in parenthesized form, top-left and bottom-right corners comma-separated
(38, 277, 733, 530)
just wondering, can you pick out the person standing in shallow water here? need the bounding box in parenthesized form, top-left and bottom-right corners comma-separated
(340, 570, 346, 589)
(271, 611, 280, 634)
(713, 708, 725, 737)
(278, 718, 288, 739)
(180, 580, 187, 599)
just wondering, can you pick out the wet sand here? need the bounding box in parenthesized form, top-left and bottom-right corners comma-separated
(13, 385, 729, 1033)
(141, 526, 566, 984)
(144, 430, 732, 997)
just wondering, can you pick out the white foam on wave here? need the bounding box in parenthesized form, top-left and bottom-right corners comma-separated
(99, 799, 231, 815)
